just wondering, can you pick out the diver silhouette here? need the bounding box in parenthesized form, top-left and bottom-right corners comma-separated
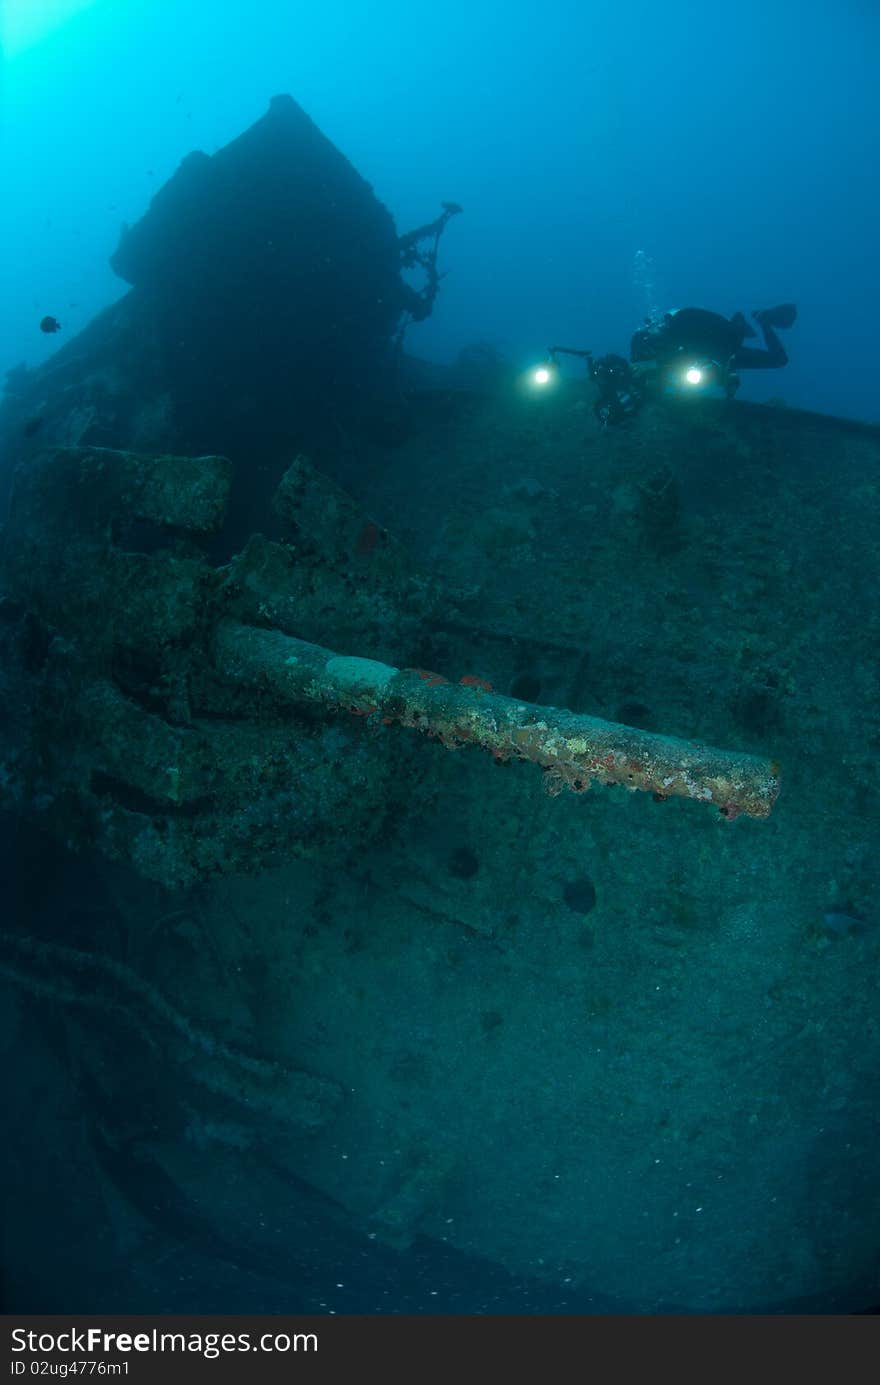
(630, 303, 797, 394)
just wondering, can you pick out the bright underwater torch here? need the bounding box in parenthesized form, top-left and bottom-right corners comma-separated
(527, 345, 594, 391)
(528, 353, 560, 389)
(675, 359, 736, 395)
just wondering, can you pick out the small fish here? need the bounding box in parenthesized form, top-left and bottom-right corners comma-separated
(39, 315, 61, 334)
(823, 910, 867, 937)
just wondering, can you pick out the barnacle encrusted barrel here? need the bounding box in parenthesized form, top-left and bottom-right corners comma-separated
(213, 621, 781, 820)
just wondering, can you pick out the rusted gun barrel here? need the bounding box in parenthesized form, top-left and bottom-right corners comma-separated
(214, 621, 780, 820)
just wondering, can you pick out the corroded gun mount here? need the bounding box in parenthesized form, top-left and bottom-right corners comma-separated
(0, 446, 779, 887)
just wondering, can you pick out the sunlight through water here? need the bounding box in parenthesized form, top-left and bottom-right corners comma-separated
(2, 0, 99, 58)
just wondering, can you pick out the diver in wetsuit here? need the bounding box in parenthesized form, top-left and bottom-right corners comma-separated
(630, 303, 797, 397)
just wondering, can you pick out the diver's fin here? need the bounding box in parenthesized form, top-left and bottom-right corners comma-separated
(753, 303, 797, 329)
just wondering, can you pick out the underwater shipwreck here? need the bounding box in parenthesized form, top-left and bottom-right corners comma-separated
(1, 96, 878, 1313)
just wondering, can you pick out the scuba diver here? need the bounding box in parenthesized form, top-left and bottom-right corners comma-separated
(534, 302, 796, 429)
(535, 345, 647, 427)
(588, 352, 646, 427)
(629, 303, 797, 398)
